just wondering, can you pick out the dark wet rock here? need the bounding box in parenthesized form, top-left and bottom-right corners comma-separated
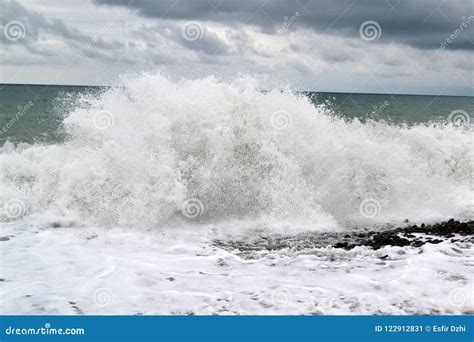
(0, 237, 10, 241)
(371, 233, 411, 249)
(213, 220, 473, 256)
(412, 241, 425, 248)
(333, 219, 473, 250)
(333, 242, 348, 249)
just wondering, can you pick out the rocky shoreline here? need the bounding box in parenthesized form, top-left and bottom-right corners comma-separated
(332, 219, 473, 250)
(214, 219, 473, 255)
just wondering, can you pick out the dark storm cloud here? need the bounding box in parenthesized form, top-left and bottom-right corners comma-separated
(139, 24, 233, 55)
(0, 1, 124, 53)
(94, 0, 474, 50)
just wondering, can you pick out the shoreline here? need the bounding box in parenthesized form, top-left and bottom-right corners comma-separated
(333, 219, 473, 250)
(214, 219, 473, 254)
(2, 218, 472, 315)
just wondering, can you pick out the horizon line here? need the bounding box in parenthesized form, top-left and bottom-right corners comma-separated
(0, 82, 472, 98)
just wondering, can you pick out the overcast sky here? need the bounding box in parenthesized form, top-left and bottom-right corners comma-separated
(0, 0, 473, 95)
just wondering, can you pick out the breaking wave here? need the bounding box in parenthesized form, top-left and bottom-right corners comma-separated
(0, 73, 472, 230)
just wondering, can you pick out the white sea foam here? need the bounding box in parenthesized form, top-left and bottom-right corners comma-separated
(2, 223, 472, 314)
(0, 73, 472, 230)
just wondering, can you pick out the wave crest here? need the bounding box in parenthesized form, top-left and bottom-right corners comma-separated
(0, 73, 472, 229)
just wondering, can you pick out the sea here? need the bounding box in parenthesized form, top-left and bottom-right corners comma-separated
(0, 74, 472, 315)
(1, 83, 473, 145)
